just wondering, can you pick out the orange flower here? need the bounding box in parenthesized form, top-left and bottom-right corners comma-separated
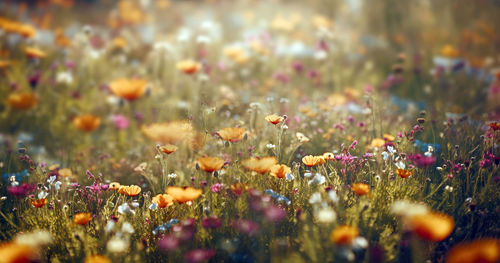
(58, 168, 73, 177)
(119, 185, 141, 197)
(488, 122, 500, 131)
(109, 78, 147, 101)
(84, 255, 112, 263)
(330, 225, 359, 245)
(141, 121, 194, 145)
(7, 92, 38, 110)
(302, 155, 323, 167)
(25, 47, 46, 58)
(73, 114, 101, 132)
(269, 164, 291, 179)
(370, 138, 385, 148)
(0, 242, 37, 263)
(166, 186, 202, 203)
(230, 182, 247, 197)
(383, 134, 395, 141)
(0, 60, 11, 69)
(441, 44, 460, 58)
(242, 157, 278, 174)
(351, 183, 370, 196)
(409, 212, 454, 242)
(396, 169, 412, 179)
(55, 28, 71, 47)
(112, 37, 127, 49)
(159, 144, 178, 154)
(217, 127, 246, 143)
(108, 182, 121, 190)
(32, 198, 48, 208)
(152, 194, 174, 208)
(73, 213, 92, 225)
(265, 114, 284, 125)
(198, 157, 225, 173)
(176, 60, 201, 74)
(446, 238, 500, 263)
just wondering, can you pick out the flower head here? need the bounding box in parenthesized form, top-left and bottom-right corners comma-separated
(152, 194, 174, 208)
(73, 213, 92, 225)
(269, 164, 291, 179)
(109, 182, 121, 190)
(7, 92, 38, 110)
(25, 47, 46, 58)
(409, 212, 454, 242)
(217, 127, 246, 143)
(265, 114, 284, 125)
(446, 238, 500, 263)
(159, 144, 178, 154)
(31, 198, 48, 208)
(177, 60, 201, 74)
(330, 225, 359, 245)
(118, 185, 141, 197)
(84, 255, 111, 263)
(109, 78, 147, 101)
(351, 183, 370, 196)
(198, 157, 225, 173)
(142, 121, 194, 145)
(396, 169, 412, 178)
(242, 157, 278, 174)
(302, 155, 324, 167)
(166, 186, 202, 203)
(73, 114, 101, 132)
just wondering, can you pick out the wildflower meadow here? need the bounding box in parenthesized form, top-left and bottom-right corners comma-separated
(0, 0, 499, 262)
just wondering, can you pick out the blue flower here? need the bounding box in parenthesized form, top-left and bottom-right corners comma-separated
(2, 169, 29, 183)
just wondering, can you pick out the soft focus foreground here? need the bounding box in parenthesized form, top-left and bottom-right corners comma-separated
(0, 0, 499, 262)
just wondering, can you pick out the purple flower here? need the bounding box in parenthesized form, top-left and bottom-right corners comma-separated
(7, 184, 35, 197)
(158, 235, 179, 252)
(111, 114, 130, 130)
(210, 183, 222, 193)
(232, 219, 259, 236)
(263, 205, 286, 222)
(408, 154, 436, 168)
(202, 215, 221, 229)
(184, 248, 215, 263)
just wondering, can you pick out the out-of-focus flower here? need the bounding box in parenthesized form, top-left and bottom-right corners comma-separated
(409, 212, 454, 242)
(242, 157, 278, 174)
(0, 242, 37, 263)
(446, 238, 500, 263)
(159, 144, 178, 154)
(58, 168, 73, 177)
(166, 186, 202, 203)
(390, 200, 428, 218)
(73, 213, 92, 225)
(109, 182, 121, 190)
(316, 208, 336, 223)
(24, 47, 46, 58)
(296, 132, 310, 143)
(330, 225, 359, 245)
(202, 215, 222, 229)
(396, 169, 412, 178)
(118, 185, 141, 197)
(198, 157, 224, 173)
(111, 115, 130, 130)
(302, 155, 324, 167)
(232, 219, 259, 236)
(370, 138, 385, 148)
(141, 121, 194, 145)
(265, 114, 284, 125)
(106, 237, 129, 253)
(176, 60, 201, 74)
(8, 184, 35, 197)
(7, 92, 38, 110)
(158, 235, 179, 252)
(264, 205, 286, 222)
(440, 44, 460, 58)
(217, 127, 246, 143)
(269, 164, 291, 179)
(152, 194, 174, 208)
(14, 230, 53, 248)
(73, 114, 101, 132)
(230, 183, 247, 197)
(32, 198, 48, 208)
(109, 78, 147, 101)
(84, 255, 111, 263)
(184, 248, 215, 263)
(351, 183, 370, 196)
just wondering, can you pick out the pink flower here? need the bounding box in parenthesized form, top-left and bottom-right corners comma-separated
(210, 183, 222, 193)
(263, 205, 286, 222)
(232, 219, 259, 236)
(158, 235, 179, 252)
(111, 114, 130, 130)
(184, 248, 215, 263)
(202, 215, 221, 229)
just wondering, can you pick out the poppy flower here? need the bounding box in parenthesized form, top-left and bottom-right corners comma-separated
(230, 183, 248, 197)
(440, 45, 460, 58)
(446, 238, 500, 263)
(58, 168, 73, 177)
(108, 182, 121, 190)
(217, 127, 246, 143)
(351, 183, 370, 196)
(323, 152, 335, 160)
(159, 144, 178, 154)
(73, 213, 92, 225)
(302, 155, 323, 167)
(109, 78, 147, 101)
(396, 169, 412, 178)
(84, 255, 112, 263)
(330, 225, 359, 245)
(176, 60, 201, 74)
(265, 114, 284, 125)
(141, 121, 194, 145)
(198, 157, 224, 173)
(166, 186, 202, 203)
(25, 47, 46, 58)
(32, 198, 48, 208)
(383, 134, 395, 141)
(118, 185, 141, 197)
(370, 138, 385, 148)
(409, 212, 454, 242)
(73, 114, 101, 132)
(242, 157, 278, 174)
(7, 92, 38, 110)
(152, 194, 174, 208)
(269, 164, 291, 179)
(488, 122, 500, 131)
(0, 242, 37, 263)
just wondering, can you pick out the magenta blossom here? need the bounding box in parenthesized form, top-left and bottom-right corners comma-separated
(263, 205, 286, 222)
(210, 183, 222, 193)
(408, 154, 436, 168)
(202, 215, 222, 229)
(111, 114, 130, 130)
(184, 249, 215, 263)
(232, 219, 259, 236)
(8, 184, 35, 197)
(158, 235, 180, 252)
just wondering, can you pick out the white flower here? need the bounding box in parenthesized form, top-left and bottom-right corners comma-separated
(47, 175, 57, 184)
(387, 146, 396, 154)
(308, 173, 326, 185)
(390, 200, 428, 218)
(316, 208, 336, 223)
(56, 71, 73, 84)
(328, 191, 339, 203)
(54, 181, 62, 191)
(266, 144, 276, 149)
(38, 191, 48, 199)
(117, 203, 135, 215)
(14, 230, 53, 247)
(121, 222, 134, 234)
(381, 151, 389, 161)
(395, 161, 406, 170)
(105, 220, 115, 233)
(148, 203, 158, 210)
(107, 237, 129, 253)
(309, 192, 322, 204)
(167, 173, 177, 179)
(285, 173, 295, 181)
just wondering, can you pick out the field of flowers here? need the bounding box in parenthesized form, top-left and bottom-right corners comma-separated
(0, 0, 499, 262)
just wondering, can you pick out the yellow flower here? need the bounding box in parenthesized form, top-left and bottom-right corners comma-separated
(242, 157, 278, 174)
(409, 212, 454, 242)
(351, 183, 370, 196)
(446, 238, 500, 263)
(265, 114, 284, 125)
(269, 164, 291, 179)
(73, 114, 101, 132)
(7, 92, 38, 110)
(73, 213, 92, 225)
(441, 44, 460, 58)
(108, 182, 121, 190)
(217, 127, 246, 143)
(118, 185, 141, 197)
(330, 225, 359, 245)
(383, 134, 395, 142)
(109, 78, 147, 101)
(302, 155, 323, 167)
(58, 168, 73, 177)
(176, 60, 201, 74)
(166, 186, 202, 203)
(296, 132, 310, 143)
(141, 121, 194, 145)
(370, 138, 386, 148)
(152, 194, 174, 208)
(198, 157, 225, 173)
(159, 144, 178, 154)
(323, 152, 334, 160)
